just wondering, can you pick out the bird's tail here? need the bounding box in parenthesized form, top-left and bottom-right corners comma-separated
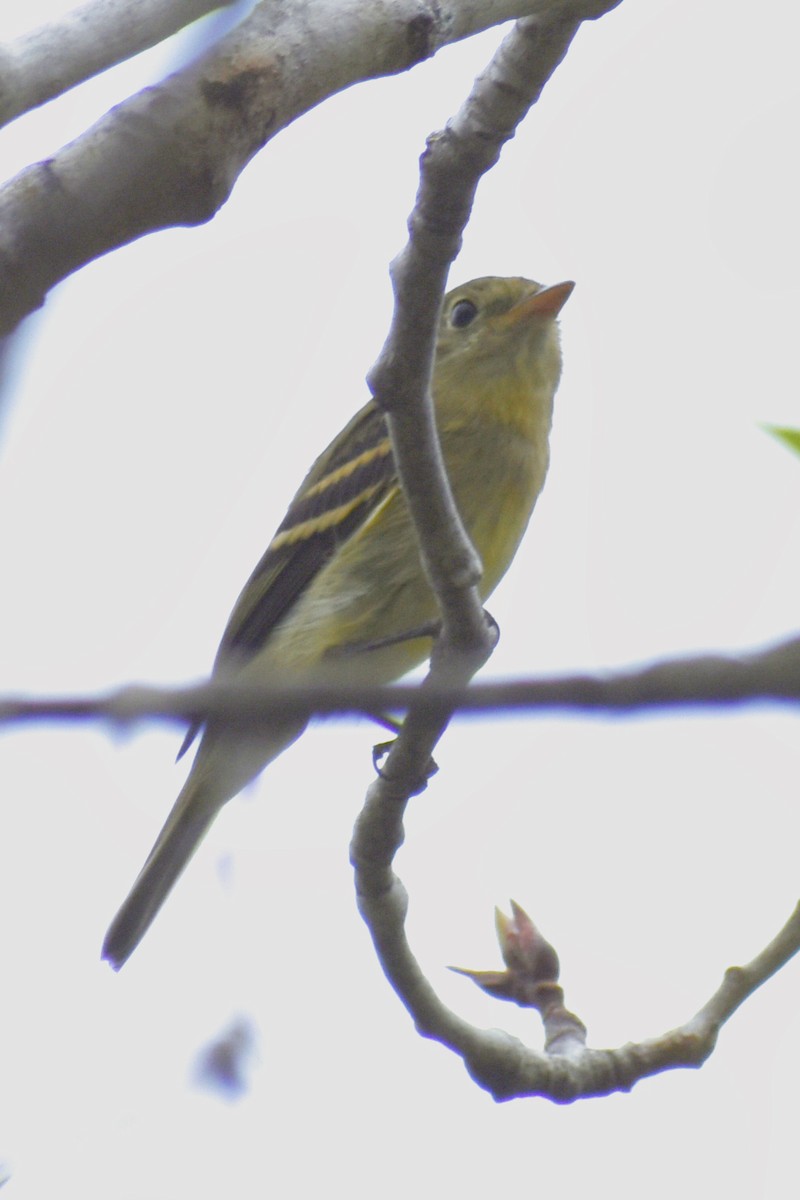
(102, 718, 307, 970)
(102, 775, 221, 971)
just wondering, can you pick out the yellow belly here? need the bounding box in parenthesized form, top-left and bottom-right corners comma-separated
(248, 420, 549, 688)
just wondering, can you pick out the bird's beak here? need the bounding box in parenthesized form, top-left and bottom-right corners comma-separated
(503, 280, 575, 326)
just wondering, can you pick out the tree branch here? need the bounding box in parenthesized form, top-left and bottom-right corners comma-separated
(354, 4, 626, 902)
(348, 11, 800, 1082)
(352, 762, 800, 1102)
(369, 13, 588, 656)
(0, 0, 621, 334)
(0, 0, 236, 129)
(1, 633, 798, 733)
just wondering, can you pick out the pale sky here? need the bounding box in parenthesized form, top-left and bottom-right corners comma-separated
(1, 3, 799, 1197)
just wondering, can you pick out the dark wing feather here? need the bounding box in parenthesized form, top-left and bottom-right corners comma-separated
(219, 401, 394, 660)
(217, 480, 389, 659)
(178, 402, 396, 759)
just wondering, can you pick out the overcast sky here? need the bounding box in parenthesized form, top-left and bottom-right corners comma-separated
(1, 2, 799, 1198)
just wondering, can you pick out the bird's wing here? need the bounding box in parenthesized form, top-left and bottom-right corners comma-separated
(219, 400, 397, 658)
(178, 401, 397, 758)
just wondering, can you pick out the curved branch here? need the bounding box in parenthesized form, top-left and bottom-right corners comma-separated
(370, 13, 588, 656)
(357, 5, 622, 843)
(352, 754, 800, 1102)
(0, 0, 621, 334)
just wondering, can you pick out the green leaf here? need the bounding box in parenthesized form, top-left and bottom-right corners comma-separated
(763, 424, 800, 460)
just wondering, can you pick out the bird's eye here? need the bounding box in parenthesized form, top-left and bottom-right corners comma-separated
(450, 299, 478, 328)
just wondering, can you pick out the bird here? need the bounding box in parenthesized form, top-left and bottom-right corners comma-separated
(102, 274, 574, 969)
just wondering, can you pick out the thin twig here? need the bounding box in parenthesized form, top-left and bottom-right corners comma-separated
(352, 768, 800, 1102)
(369, 12, 590, 652)
(0, 632, 798, 732)
(345, 0, 800, 1105)
(358, 8, 620, 885)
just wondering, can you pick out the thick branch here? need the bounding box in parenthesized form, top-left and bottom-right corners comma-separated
(0, 0, 234, 129)
(0, 0, 621, 334)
